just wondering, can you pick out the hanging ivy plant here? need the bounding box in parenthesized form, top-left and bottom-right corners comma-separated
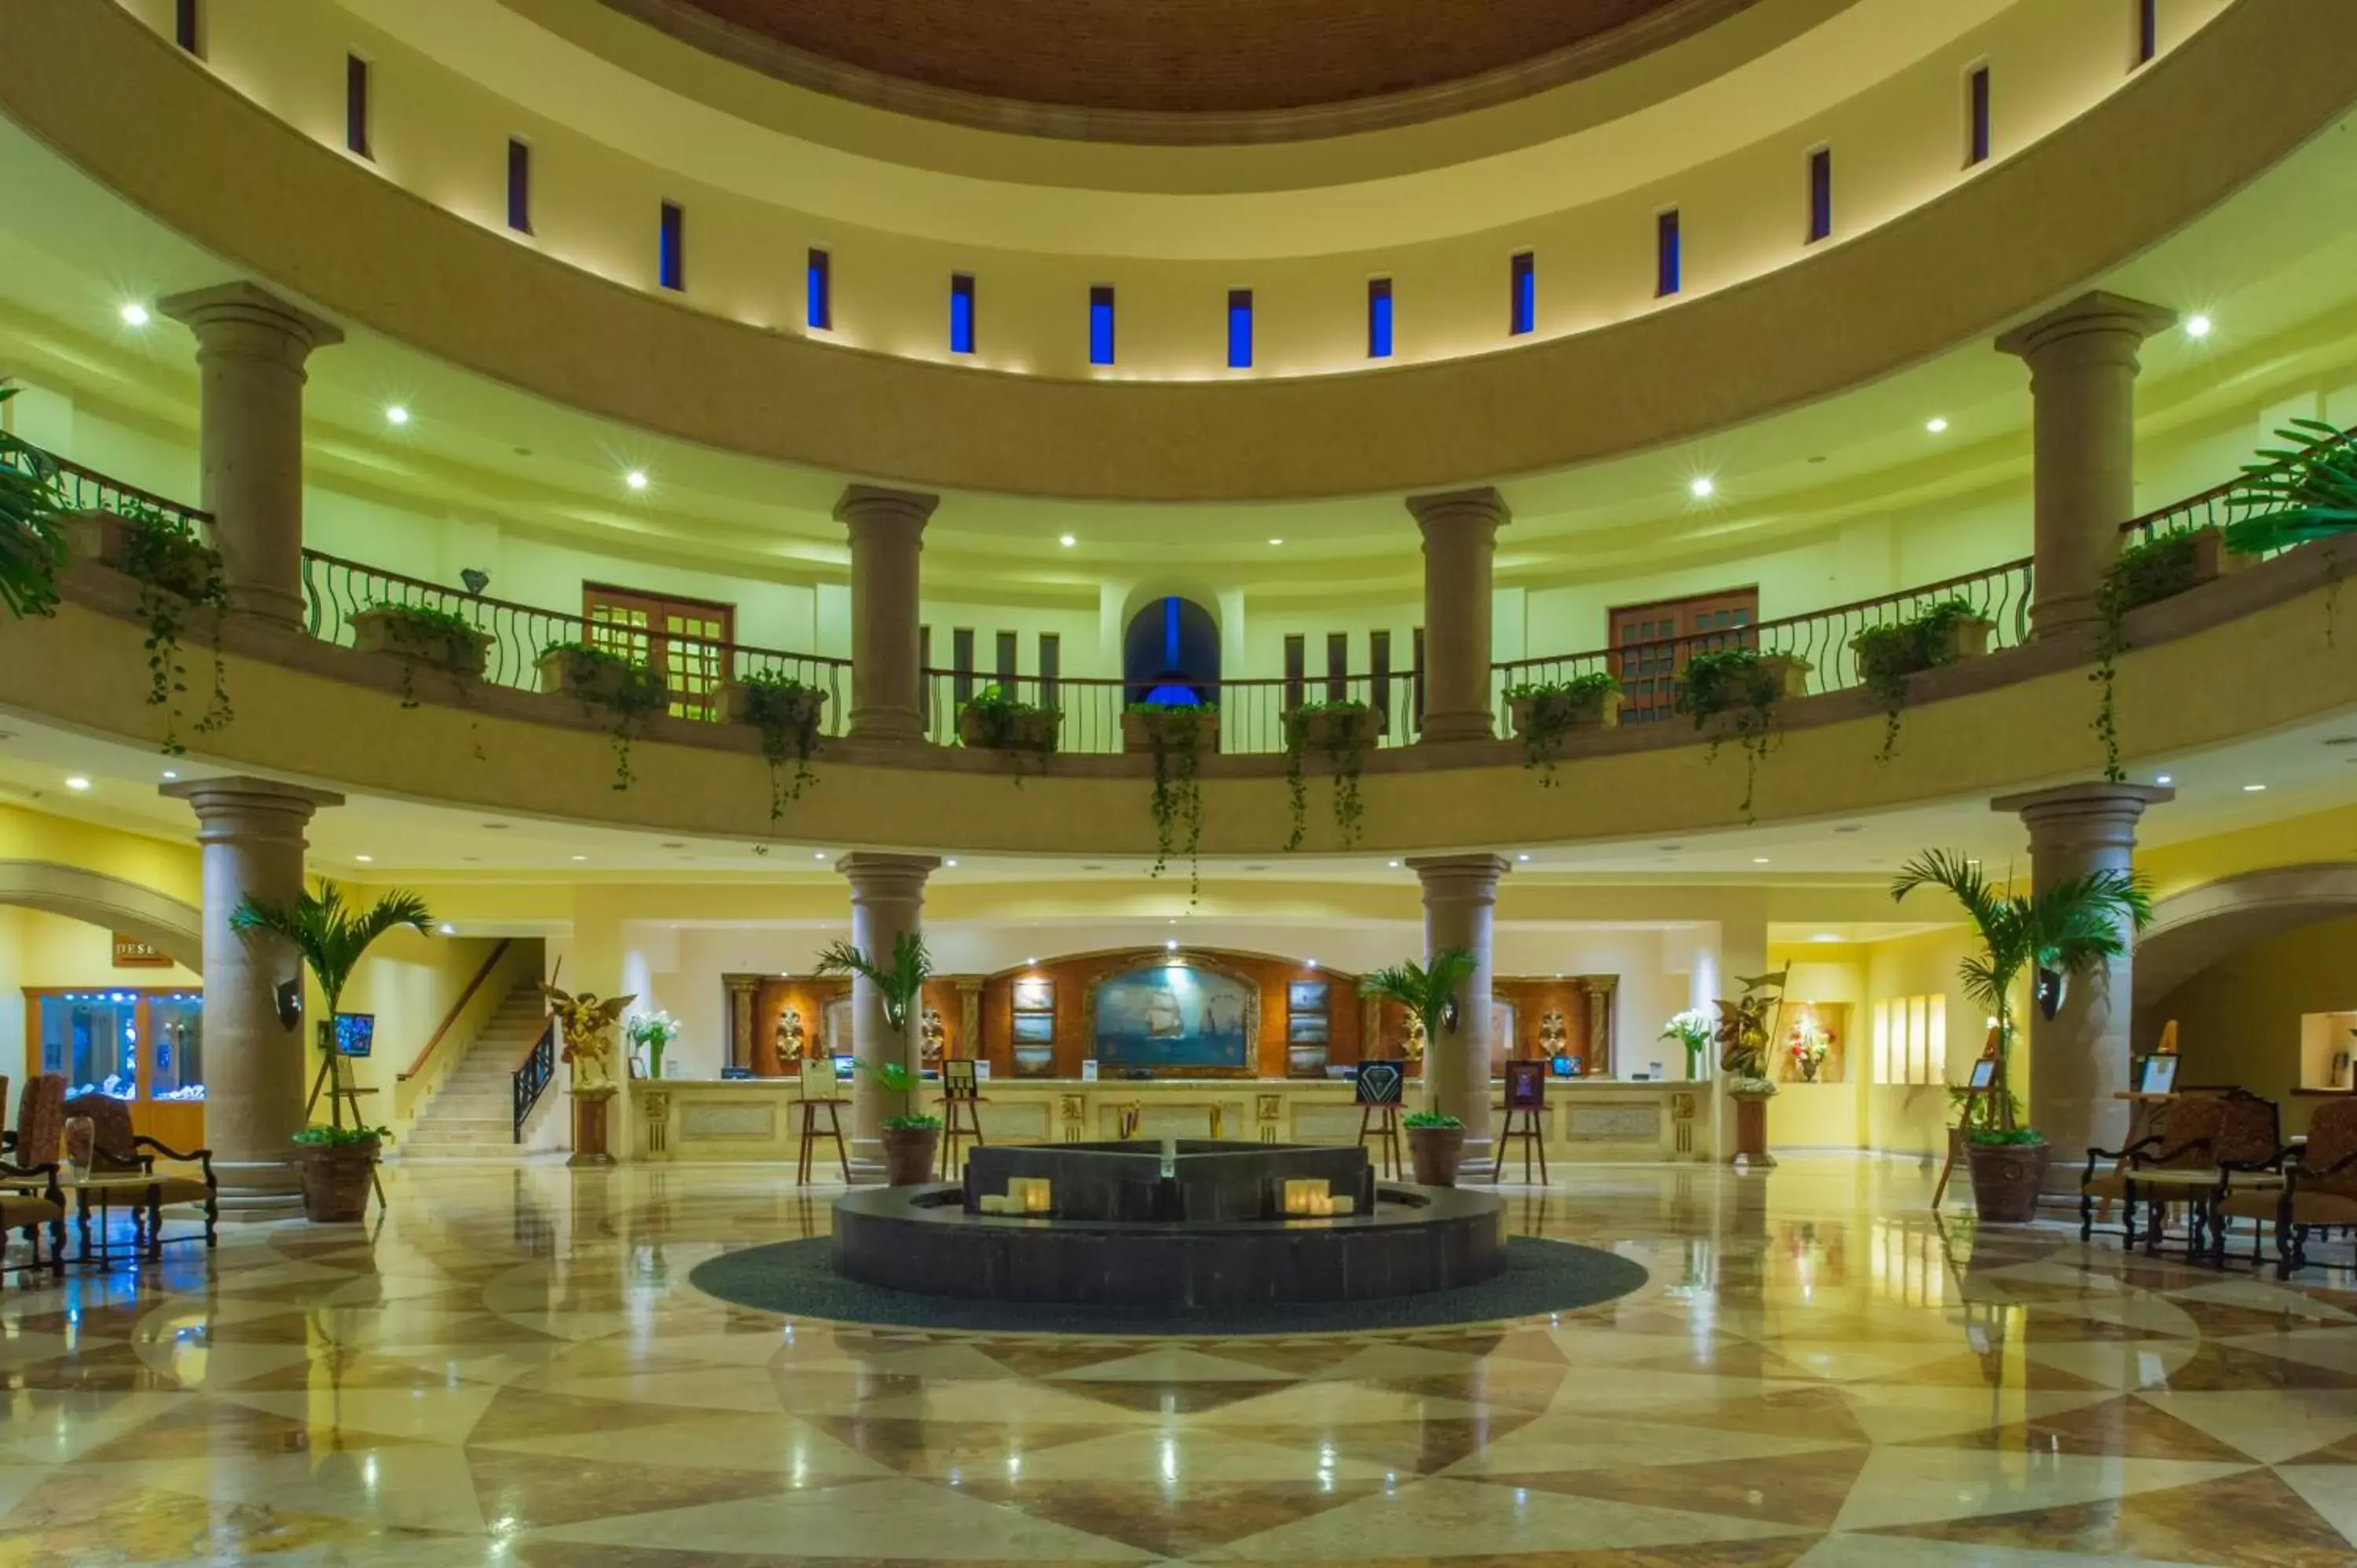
(2091, 532, 2201, 783)
(955, 683, 1060, 783)
(0, 390, 68, 622)
(1849, 598, 1984, 763)
(117, 500, 232, 756)
(739, 669, 826, 829)
(1282, 699, 1377, 850)
(1503, 672, 1620, 784)
(1674, 648, 1783, 822)
(1128, 702, 1213, 905)
(539, 639, 667, 790)
(359, 601, 485, 708)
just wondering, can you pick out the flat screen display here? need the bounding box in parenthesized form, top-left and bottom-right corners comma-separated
(333, 1012, 376, 1058)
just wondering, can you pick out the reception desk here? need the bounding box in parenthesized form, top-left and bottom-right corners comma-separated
(627, 1075, 1715, 1166)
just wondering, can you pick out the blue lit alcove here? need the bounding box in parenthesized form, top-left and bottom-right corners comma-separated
(1124, 596, 1220, 707)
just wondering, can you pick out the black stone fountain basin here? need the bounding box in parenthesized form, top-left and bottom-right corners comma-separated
(965, 1139, 1376, 1222)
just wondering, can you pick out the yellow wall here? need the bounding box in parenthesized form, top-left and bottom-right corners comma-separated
(331, 922, 511, 1130)
(0, 906, 201, 1090)
(1862, 925, 1997, 1158)
(2157, 912, 2357, 1138)
(0, 802, 201, 907)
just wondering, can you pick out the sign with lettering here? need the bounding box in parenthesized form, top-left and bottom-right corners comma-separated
(112, 934, 170, 969)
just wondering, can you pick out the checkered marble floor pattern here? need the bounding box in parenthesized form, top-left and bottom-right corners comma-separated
(5, 1158, 2357, 1566)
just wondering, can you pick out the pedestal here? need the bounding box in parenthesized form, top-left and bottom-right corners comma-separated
(1728, 1090, 1776, 1171)
(570, 1088, 617, 1167)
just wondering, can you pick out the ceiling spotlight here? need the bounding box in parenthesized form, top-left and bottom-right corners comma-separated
(63, 776, 90, 791)
(1811, 932, 1842, 943)
(1752, 855, 1770, 864)
(1925, 416, 1948, 434)
(944, 859, 959, 868)
(119, 302, 150, 327)
(625, 470, 649, 491)
(2243, 782, 2267, 793)
(1058, 533, 1077, 548)
(1387, 859, 1400, 868)
(1516, 853, 1530, 862)
(438, 923, 457, 936)
(1267, 537, 1284, 546)
(2155, 774, 2173, 785)
(384, 405, 410, 426)
(354, 854, 374, 863)
(159, 769, 178, 781)
(2186, 314, 2212, 339)
(1165, 938, 1178, 951)
(812, 852, 827, 860)
(1688, 476, 1717, 499)
(1306, 958, 1319, 969)
(570, 854, 587, 862)
(1025, 956, 1038, 966)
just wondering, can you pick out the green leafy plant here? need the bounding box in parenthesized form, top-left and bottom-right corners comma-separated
(291, 1123, 393, 1149)
(1282, 700, 1376, 850)
(1890, 849, 2153, 1143)
(1402, 1110, 1464, 1130)
(1851, 599, 1981, 762)
(1947, 1084, 2025, 1137)
(1674, 648, 1784, 822)
(1358, 947, 1477, 1060)
(0, 391, 67, 621)
(2091, 533, 2201, 782)
(117, 499, 232, 756)
(2220, 419, 2357, 558)
(369, 601, 482, 709)
(1504, 672, 1621, 782)
(1659, 1006, 1714, 1079)
(853, 1050, 941, 1130)
(229, 880, 434, 1130)
(541, 639, 667, 791)
(741, 669, 825, 828)
(958, 683, 1060, 781)
(1129, 701, 1212, 904)
(814, 932, 933, 1033)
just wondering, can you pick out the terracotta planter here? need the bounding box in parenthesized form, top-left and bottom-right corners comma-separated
(1756, 654, 1814, 700)
(1728, 1089, 1776, 1170)
(66, 509, 218, 599)
(881, 1125, 943, 1187)
(1121, 705, 1220, 757)
(722, 679, 828, 732)
(1508, 687, 1622, 739)
(537, 649, 668, 709)
(1286, 704, 1386, 751)
(1850, 615, 1997, 687)
(2184, 527, 2252, 588)
(350, 606, 492, 677)
(295, 1140, 379, 1223)
(1966, 1138, 2050, 1224)
(1406, 1125, 1465, 1187)
(957, 706, 1059, 753)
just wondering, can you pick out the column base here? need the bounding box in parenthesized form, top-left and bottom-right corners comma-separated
(212, 1159, 304, 1219)
(2030, 597, 2102, 639)
(846, 711, 929, 745)
(1417, 714, 1497, 744)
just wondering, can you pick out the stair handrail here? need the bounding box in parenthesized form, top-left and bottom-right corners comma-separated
(398, 937, 514, 1083)
(513, 1018, 558, 1143)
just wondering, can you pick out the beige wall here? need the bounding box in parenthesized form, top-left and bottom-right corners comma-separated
(2159, 912, 2357, 1138)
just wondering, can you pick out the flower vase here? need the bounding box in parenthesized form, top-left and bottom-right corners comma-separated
(62, 1115, 94, 1181)
(647, 1042, 665, 1080)
(1798, 1057, 1820, 1084)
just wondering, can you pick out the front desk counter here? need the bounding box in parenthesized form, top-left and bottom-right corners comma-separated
(629, 1073, 1716, 1165)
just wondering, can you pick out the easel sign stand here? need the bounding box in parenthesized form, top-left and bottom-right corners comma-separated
(305, 1020, 387, 1211)
(1933, 1032, 2004, 1210)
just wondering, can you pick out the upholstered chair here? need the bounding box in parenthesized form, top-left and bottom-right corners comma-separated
(61, 1090, 218, 1255)
(2269, 1097, 2357, 1278)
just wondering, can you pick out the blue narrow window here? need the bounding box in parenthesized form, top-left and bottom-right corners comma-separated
(1509, 251, 1535, 335)
(506, 138, 531, 233)
(1656, 211, 1681, 297)
(346, 55, 371, 158)
(658, 202, 685, 291)
(1367, 277, 1393, 359)
(1807, 148, 1833, 243)
(807, 248, 831, 330)
(1088, 285, 1115, 365)
(2136, 0, 2157, 64)
(949, 273, 976, 354)
(174, 0, 200, 54)
(1227, 288, 1253, 369)
(1967, 66, 1991, 166)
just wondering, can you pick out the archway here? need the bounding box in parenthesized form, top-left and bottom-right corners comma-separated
(0, 859, 203, 969)
(1123, 595, 1220, 705)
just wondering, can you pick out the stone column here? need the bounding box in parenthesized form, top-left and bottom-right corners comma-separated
(724, 973, 761, 1073)
(1408, 854, 1509, 1175)
(836, 485, 938, 743)
(1995, 291, 2176, 639)
(157, 283, 344, 626)
(162, 775, 343, 1212)
(1406, 488, 1510, 742)
(837, 852, 940, 1176)
(1990, 781, 2172, 1194)
(957, 977, 983, 1061)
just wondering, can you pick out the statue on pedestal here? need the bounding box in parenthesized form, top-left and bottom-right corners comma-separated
(776, 1006, 807, 1062)
(541, 984, 636, 1094)
(920, 1006, 947, 1068)
(1401, 1012, 1428, 1064)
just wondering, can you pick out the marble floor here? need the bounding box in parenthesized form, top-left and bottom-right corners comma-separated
(4, 1156, 2357, 1566)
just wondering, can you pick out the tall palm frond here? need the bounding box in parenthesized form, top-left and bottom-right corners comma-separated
(813, 931, 933, 1031)
(2221, 419, 2357, 557)
(228, 878, 434, 1015)
(0, 391, 68, 621)
(1359, 947, 1477, 1049)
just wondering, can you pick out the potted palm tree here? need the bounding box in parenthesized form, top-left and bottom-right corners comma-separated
(1359, 947, 1477, 1186)
(230, 880, 433, 1222)
(1891, 849, 2152, 1224)
(0, 389, 68, 622)
(814, 932, 940, 1185)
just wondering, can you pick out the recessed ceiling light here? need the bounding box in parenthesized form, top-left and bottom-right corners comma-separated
(1267, 537, 1284, 546)
(63, 776, 90, 791)
(813, 851, 827, 861)
(1516, 853, 1530, 862)
(1752, 856, 1770, 864)
(119, 302, 150, 327)
(384, 405, 410, 426)
(944, 858, 959, 868)
(2186, 313, 2212, 339)
(2155, 774, 2173, 785)
(1925, 416, 1948, 434)
(1688, 476, 1716, 499)
(1387, 859, 1400, 868)
(1058, 533, 1076, 548)
(159, 769, 178, 781)
(570, 854, 587, 862)
(1811, 932, 1842, 943)
(1025, 955, 1038, 965)
(1165, 938, 1178, 951)
(438, 923, 457, 936)
(2243, 782, 2267, 793)
(1831, 824, 1862, 834)
(625, 470, 649, 491)
(354, 854, 373, 863)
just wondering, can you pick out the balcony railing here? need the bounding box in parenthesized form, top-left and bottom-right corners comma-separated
(919, 669, 1424, 757)
(2121, 423, 2355, 551)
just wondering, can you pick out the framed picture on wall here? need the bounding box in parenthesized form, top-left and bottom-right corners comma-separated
(1013, 977, 1054, 1012)
(1286, 1014, 1330, 1045)
(1287, 980, 1329, 1013)
(1012, 1012, 1056, 1045)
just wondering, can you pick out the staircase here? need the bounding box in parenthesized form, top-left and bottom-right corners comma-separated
(398, 983, 550, 1160)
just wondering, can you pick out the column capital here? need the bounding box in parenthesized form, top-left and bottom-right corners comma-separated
(163, 775, 344, 834)
(1408, 853, 1511, 900)
(834, 484, 939, 537)
(1994, 291, 2176, 364)
(159, 281, 344, 357)
(1406, 486, 1512, 540)
(1992, 780, 2174, 828)
(836, 851, 941, 899)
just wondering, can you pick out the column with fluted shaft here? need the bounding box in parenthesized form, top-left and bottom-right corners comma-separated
(837, 852, 940, 1178)
(1406, 487, 1509, 742)
(836, 485, 938, 743)
(163, 775, 343, 1212)
(1408, 854, 1509, 1177)
(1995, 291, 2176, 639)
(157, 283, 343, 626)
(1990, 781, 2172, 1195)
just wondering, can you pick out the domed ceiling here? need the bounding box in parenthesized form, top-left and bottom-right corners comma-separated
(607, 0, 1756, 129)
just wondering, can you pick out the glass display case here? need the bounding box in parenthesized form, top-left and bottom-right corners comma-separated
(27, 987, 205, 1145)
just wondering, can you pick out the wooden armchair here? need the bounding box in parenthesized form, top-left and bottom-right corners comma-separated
(0, 1074, 64, 1167)
(0, 1158, 64, 1282)
(2264, 1097, 2357, 1279)
(2080, 1094, 2226, 1244)
(64, 1092, 219, 1252)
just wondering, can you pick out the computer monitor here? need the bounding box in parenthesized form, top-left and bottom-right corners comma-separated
(832, 1054, 856, 1082)
(333, 1012, 376, 1058)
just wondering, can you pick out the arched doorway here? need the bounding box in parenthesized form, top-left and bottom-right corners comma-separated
(1124, 595, 1220, 705)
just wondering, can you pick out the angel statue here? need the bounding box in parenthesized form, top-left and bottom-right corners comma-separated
(775, 1006, 808, 1061)
(919, 1007, 947, 1068)
(1400, 1010, 1428, 1064)
(541, 984, 636, 1094)
(1714, 968, 1788, 1088)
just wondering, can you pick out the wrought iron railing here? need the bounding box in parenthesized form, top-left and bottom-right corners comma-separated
(512, 1017, 555, 1142)
(46, 455, 217, 544)
(1491, 555, 2036, 730)
(2121, 423, 2356, 551)
(301, 549, 851, 729)
(921, 668, 1426, 757)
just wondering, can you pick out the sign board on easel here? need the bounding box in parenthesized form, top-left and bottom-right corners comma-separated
(1933, 1028, 2004, 1209)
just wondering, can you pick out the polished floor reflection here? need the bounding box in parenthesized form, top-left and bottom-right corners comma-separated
(4, 1156, 2357, 1565)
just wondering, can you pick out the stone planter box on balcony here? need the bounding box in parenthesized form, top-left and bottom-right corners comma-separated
(958, 705, 1060, 754)
(1285, 703, 1386, 753)
(1121, 705, 1220, 757)
(2182, 527, 2253, 588)
(64, 510, 218, 600)
(1849, 615, 1996, 687)
(721, 679, 828, 734)
(350, 606, 493, 679)
(1756, 654, 1814, 700)
(1508, 686, 1622, 740)
(537, 648, 668, 709)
